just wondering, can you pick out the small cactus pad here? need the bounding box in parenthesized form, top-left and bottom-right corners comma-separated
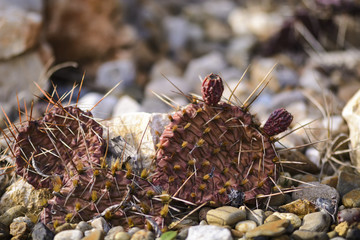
(153, 101, 278, 204)
(201, 73, 224, 106)
(263, 108, 293, 137)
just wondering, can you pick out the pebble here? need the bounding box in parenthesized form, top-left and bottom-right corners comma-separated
(113, 95, 141, 116)
(346, 227, 360, 240)
(335, 221, 349, 237)
(245, 219, 290, 238)
(292, 182, 340, 207)
(105, 226, 125, 240)
(78, 92, 117, 119)
(337, 208, 360, 224)
(90, 217, 110, 233)
(55, 223, 74, 233)
(177, 228, 189, 240)
(9, 221, 28, 239)
(246, 209, 266, 226)
(337, 171, 360, 198)
(272, 212, 302, 228)
(0, 205, 26, 226)
(206, 206, 246, 226)
(186, 225, 232, 240)
(114, 232, 131, 240)
(12, 216, 34, 229)
(130, 230, 154, 240)
(82, 229, 104, 240)
(279, 199, 316, 217)
(291, 230, 329, 240)
(234, 220, 257, 233)
(127, 228, 141, 237)
(264, 214, 281, 223)
(76, 221, 92, 232)
(31, 222, 54, 240)
(54, 230, 83, 240)
(299, 211, 331, 232)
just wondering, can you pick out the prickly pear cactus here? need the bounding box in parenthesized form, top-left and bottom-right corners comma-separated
(153, 73, 293, 205)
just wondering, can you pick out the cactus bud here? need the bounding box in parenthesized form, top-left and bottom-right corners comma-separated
(263, 108, 293, 136)
(201, 73, 224, 106)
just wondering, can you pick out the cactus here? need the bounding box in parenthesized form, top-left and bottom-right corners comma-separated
(10, 72, 293, 230)
(152, 73, 293, 206)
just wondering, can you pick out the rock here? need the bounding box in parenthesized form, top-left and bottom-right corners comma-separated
(234, 220, 257, 233)
(130, 230, 154, 240)
(228, 8, 284, 40)
(343, 188, 360, 208)
(177, 228, 189, 240)
(264, 214, 281, 223)
(144, 75, 191, 100)
(246, 209, 266, 226)
(183, 51, 227, 93)
(90, 217, 110, 233)
(53, 230, 83, 240)
(346, 227, 360, 240)
(12, 216, 33, 229)
(82, 229, 104, 240)
(337, 208, 360, 224)
(1, 0, 43, 12)
(75, 221, 92, 233)
(291, 230, 329, 240)
(105, 226, 125, 240)
(321, 176, 338, 188)
(0, 205, 26, 226)
(105, 112, 169, 169)
(0, 6, 42, 60)
(45, 0, 120, 63)
(272, 212, 302, 229)
(113, 96, 141, 116)
(163, 16, 189, 53)
(337, 171, 360, 198)
(206, 206, 246, 226)
(204, 17, 232, 43)
(127, 228, 140, 237)
(0, 50, 48, 128)
(32, 223, 55, 240)
(95, 59, 136, 94)
(78, 92, 117, 119)
(335, 221, 349, 237)
(9, 221, 28, 239)
(292, 182, 340, 205)
(186, 225, 232, 240)
(279, 199, 317, 217)
(0, 222, 9, 240)
(343, 88, 360, 172)
(225, 36, 256, 70)
(299, 211, 331, 232)
(277, 172, 293, 188)
(245, 219, 290, 238)
(114, 232, 130, 240)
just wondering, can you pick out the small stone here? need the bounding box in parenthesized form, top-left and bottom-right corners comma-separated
(246, 209, 266, 226)
(327, 230, 337, 239)
(105, 226, 125, 240)
(277, 172, 293, 188)
(114, 232, 131, 240)
(53, 230, 83, 240)
(264, 214, 281, 223)
(198, 207, 212, 222)
(291, 230, 329, 240)
(82, 229, 104, 240)
(31, 222, 54, 240)
(127, 227, 140, 237)
(12, 216, 33, 229)
(186, 225, 232, 240)
(177, 228, 188, 240)
(337, 208, 360, 224)
(279, 199, 317, 217)
(113, 96, 141, 116)
(346, 227, 360, 239)
(335, 221, 349, 237)
(78, 92, 117, 119)
(206, 206, 246, 226)
(90, 217, 110, 233)
(9, 221, 28, 239)
(75, 221, 92, 233)
(299, 211, 331, 232)
(272, 212, 302, 229)
(0, 205, 26, 226)
(114, 232, 130, 240)
(292, 182, 340, 206)
(321, 176, 338, 188)
(245, 219, 290, 238)
(337, 171, 360, 198)
(230, 229, 244, 238)
(130, 230, 154, 240)
(199, 220, 207, 226)
(234, 220, 257, 233)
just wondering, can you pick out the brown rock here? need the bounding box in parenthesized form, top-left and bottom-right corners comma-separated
(9, 222, 28, 240)
(280, 150, 320, 175)
(279, 199, 317, 217)
(245, 219, 290, 238)
(343, 188, 360, 208)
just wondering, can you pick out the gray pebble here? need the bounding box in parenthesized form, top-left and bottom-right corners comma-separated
(299, 211, 331, 232)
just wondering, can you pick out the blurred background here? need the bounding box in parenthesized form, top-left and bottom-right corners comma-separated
(0, 0, 360, 127)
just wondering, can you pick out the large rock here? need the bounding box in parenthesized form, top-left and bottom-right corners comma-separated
(342, 88, 360, 172)
(104, 112, 169, 169)
(0, 5, 42, 59)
